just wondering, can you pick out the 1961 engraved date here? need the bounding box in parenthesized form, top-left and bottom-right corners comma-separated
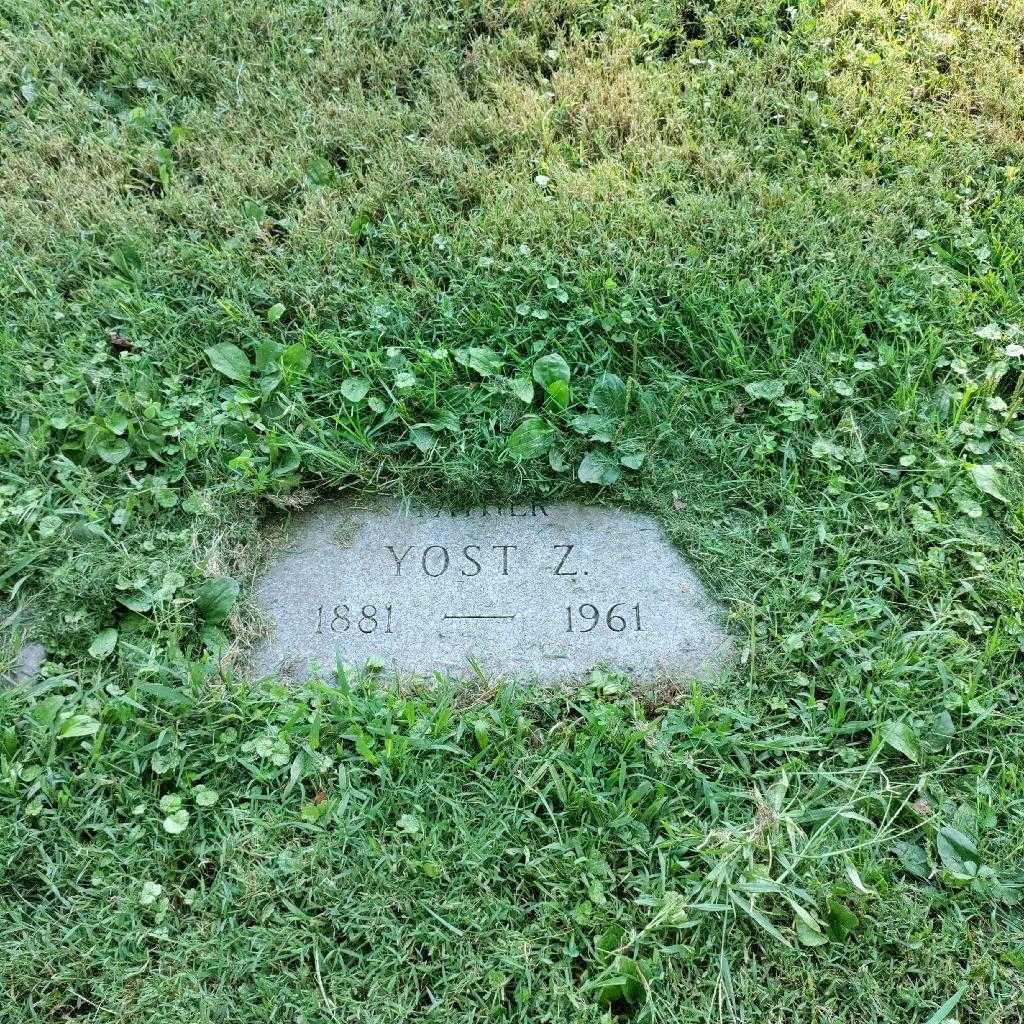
(566, 603, 643, 633)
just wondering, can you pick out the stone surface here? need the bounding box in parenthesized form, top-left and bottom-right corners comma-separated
(4, 641, 47, 687)
(251, 498, 730, 683)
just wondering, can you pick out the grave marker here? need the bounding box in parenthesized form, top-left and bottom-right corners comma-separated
(252, 499, 730, 682)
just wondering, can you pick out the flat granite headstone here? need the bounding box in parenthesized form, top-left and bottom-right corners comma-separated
(252, 499, 730, 683)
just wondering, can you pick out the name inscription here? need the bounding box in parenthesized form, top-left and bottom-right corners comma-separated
(385, 543, 586, 578)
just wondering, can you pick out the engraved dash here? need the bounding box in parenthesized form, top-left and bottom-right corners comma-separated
(442, 613, 516, 621)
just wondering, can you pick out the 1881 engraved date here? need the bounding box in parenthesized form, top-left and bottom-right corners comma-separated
(315, 603, 395, 635)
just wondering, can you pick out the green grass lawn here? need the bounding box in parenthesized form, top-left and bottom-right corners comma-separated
(2, 0, 1024, 1019)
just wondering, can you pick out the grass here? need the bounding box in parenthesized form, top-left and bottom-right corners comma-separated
(2, 676, 1021, 1021)
(1, 0, 1023, 1019)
